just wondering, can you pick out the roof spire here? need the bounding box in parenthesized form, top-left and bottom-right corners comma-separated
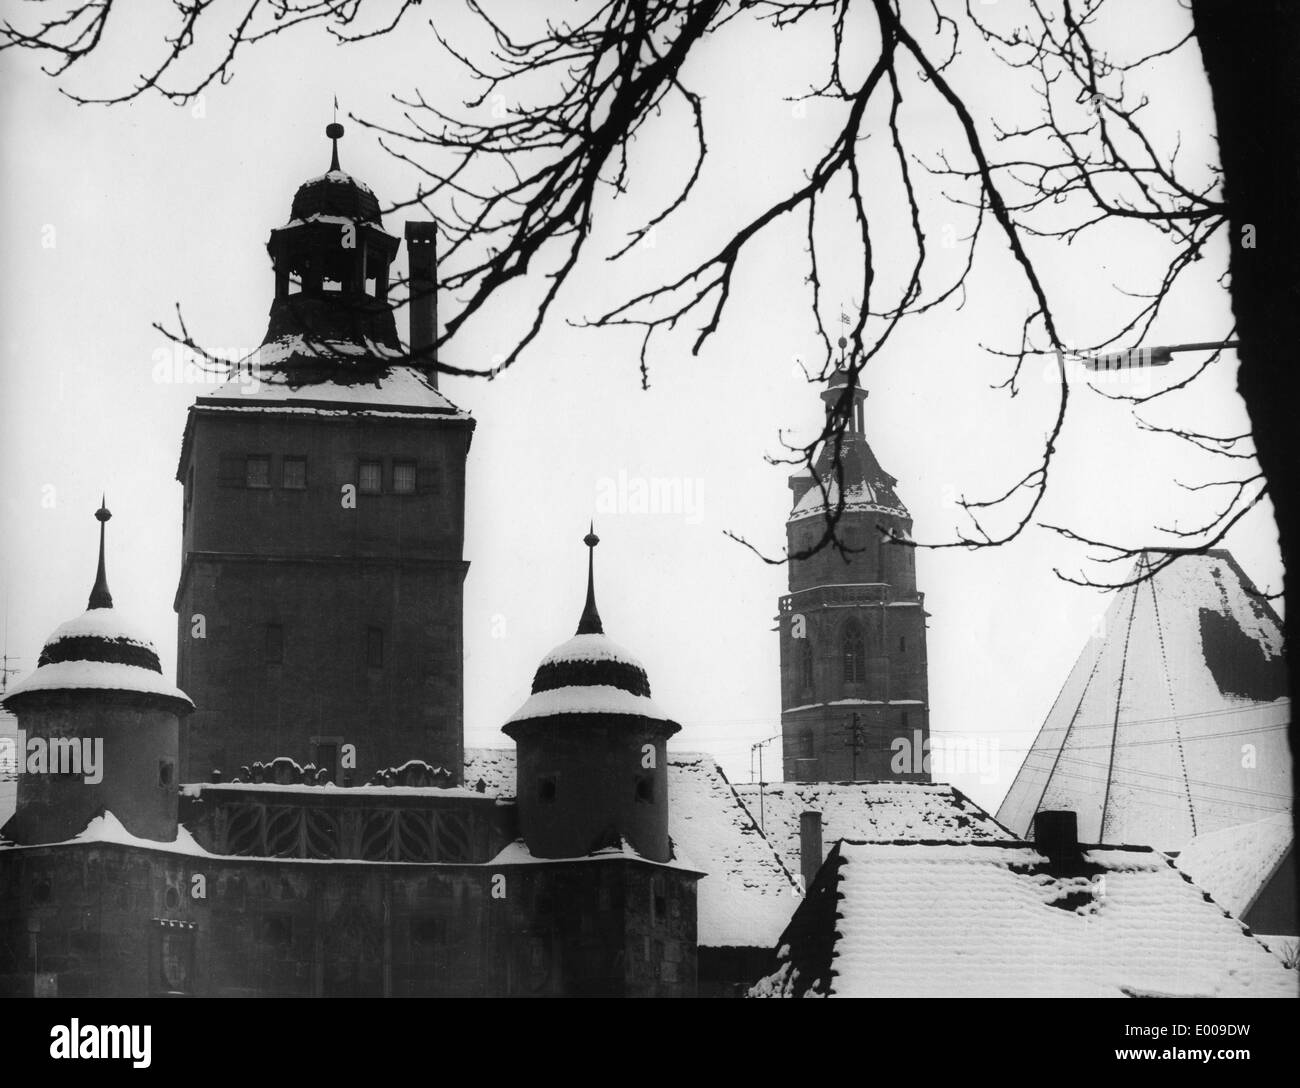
(326, 116, 344, 173)
(88, 496, 113, 610)
(577, 522, 603, 635)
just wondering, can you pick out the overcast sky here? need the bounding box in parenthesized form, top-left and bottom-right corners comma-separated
(0, 1, 1282, 811)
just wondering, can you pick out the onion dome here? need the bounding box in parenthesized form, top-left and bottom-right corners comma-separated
(289, 120, 382, 225)
(2, 501, 194, 715)
(505, 527, 677, 729)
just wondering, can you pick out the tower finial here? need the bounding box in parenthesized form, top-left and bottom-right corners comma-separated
(88, 496, 113, 610)
(326, 115, 344, 173)
(577, 522, 603, 635)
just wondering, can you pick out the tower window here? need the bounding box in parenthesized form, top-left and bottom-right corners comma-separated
(245, 455, 271, 489)
(799, 729, 814, 760)
(899, 635, 906, 653)
(158, 760, 174, 788)
(538, 776, 557, 803)
(843, 621, 866, 684)
(798, 638, 814, 695)
(635, 776, 654, 804)
(265, 624, 284, 664)
(902, 711, 910, 729)
(366, 626, 384, 669)
(359, 461, 382, 494)
(393, 460, 417, 494)
(282, 457, 307, 490)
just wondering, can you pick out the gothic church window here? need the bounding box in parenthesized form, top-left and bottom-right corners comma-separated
(843, 620, 865, 684)
(798, 638, 814, 695)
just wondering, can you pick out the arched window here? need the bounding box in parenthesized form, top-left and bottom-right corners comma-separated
(843, 621, 865, 685)
(798, 638, 814, 695)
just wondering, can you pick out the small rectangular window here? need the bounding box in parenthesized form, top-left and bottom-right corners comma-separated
(366, 626, 384, 668)
(359, 461, 382, 494)
(635, 776, 654, 804)
(538, 776, 557, 803)
(393, 460, 417, 494)
(282, 457, 307, 490)
(265, 623, 283, 665)
(246, 455, 271, 489)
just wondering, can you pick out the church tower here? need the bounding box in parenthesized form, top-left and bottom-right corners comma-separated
(174, 125, 474, 784)
(777, 350, 930, 782)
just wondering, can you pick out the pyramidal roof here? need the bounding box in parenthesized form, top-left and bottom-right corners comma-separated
(997, 551, 1290, 852)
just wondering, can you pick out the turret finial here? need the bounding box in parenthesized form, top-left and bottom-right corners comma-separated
(577, 522, 603, 635)
(326, 119, 344, 173)
(88, 496, 113, 610)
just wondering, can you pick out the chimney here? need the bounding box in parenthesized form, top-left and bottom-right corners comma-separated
(799, 810, 823, 893)
(1033, 810, 1081, 867)
(404, 222, 438, 387)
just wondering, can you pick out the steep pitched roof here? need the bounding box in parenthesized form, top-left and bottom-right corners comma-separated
(1175, 812, 1294, 919)
(997, 551, 1291, 852)
(463, 748, 799, 948)
(751, 839, 1298, 998)
(733, 780, 1013, 873)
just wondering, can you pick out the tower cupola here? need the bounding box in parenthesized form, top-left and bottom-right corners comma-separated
(261, 123, 403, 375)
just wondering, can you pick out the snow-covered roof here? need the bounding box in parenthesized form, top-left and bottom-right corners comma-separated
(670, 754, 801, 948)
(488, 835, 704, 875)
(4, 607, 193, 712)
(1175, 812, 1294, 919)
(5, 661, 193, 706)
(997, 551, 1292, 852)
(506, 684, 673, 725)
(42, 607, 156, 648)
(195, 358, 466, 418)
(539, 633, 645, 671)
(732, 780, 1013, 872)
(463, 748, 801, 948)
(751, 840, 1298, 998)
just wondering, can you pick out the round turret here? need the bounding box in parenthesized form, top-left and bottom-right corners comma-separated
(502, 528, 679, 862)
(2, 502, 193, 845)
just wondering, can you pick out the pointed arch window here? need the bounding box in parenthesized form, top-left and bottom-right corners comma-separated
(843, 620, 866, 685)
(797, 638, 814, 695)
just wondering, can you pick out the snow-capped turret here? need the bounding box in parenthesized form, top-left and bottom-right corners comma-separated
(2, 502, 191, 846)
(503, 528, 680, 861)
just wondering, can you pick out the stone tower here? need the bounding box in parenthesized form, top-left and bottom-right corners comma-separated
(174, 125, 474, 784)
(3, 502, 194, 844)
(777, 355, 930, 782)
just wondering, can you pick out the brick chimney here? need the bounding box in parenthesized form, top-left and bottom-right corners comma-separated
(404, 222, 438, 387)
(1033, 810, 1081, 867)
(799, 810, 823, 893)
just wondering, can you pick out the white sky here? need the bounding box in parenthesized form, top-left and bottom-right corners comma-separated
(0, 1, 1283, 812)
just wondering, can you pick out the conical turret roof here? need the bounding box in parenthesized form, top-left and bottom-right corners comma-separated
(2, 503, 194, 714)
(505, 529, 677, 729)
